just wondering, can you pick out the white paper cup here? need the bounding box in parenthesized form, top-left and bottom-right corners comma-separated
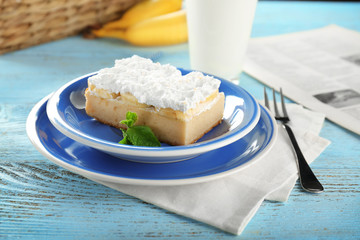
(186, 0, 258, 82)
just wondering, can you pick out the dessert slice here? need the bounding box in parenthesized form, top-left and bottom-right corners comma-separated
(85, 55, 225, 145)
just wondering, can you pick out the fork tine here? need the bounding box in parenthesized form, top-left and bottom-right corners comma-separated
(272, 88, 280, 117)
(264, 87, 270, 109)
(280, 88, 289, 118)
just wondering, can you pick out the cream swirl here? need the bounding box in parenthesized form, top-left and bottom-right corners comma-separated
(88, 55, 221, 112)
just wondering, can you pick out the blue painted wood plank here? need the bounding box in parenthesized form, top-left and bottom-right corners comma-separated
(1, 1, 360, 239)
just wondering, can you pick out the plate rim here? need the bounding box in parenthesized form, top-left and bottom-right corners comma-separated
(27, 95, 278, 186)
(46, 71, 261, 158)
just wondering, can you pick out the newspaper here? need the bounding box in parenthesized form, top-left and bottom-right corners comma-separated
(244, 25, 360, 135)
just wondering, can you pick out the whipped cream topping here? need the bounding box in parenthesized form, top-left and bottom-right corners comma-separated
(88, 55, 221, 112)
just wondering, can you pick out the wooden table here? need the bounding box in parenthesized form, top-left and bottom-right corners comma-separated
(1, 1, 360, 239)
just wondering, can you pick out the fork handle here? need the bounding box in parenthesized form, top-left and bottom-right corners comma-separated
(282, 124, 324, 193)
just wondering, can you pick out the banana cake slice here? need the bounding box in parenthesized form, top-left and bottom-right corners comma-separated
(85, 55, 225, 145)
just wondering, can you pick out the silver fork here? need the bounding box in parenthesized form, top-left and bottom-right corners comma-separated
(264, 87, 324, 193)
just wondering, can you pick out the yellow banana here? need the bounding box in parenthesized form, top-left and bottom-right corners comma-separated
(102, 0, 182, 29)
(93, 10, 187, 46)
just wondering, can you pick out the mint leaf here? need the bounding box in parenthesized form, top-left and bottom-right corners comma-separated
(119, 136, 131, 144)
(120, 111, 137, 128)
(120, 119, 134, 128)
(126, 126, 161, 147)
(126, 111, 137, 122)
(118, 111, 161, 147)
(119, 129, 131, 144)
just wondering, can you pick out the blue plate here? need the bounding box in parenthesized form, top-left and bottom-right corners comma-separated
(27, 95, 277, 186)
(46, 69, 261, 163)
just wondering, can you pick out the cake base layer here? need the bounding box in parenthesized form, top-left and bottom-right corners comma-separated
(85, 90, 225, 145)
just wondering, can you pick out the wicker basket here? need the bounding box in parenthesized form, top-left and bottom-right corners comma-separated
(0, 0, 140, 54)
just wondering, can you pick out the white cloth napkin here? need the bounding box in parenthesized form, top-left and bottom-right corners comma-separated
(90, 103, 330, 235)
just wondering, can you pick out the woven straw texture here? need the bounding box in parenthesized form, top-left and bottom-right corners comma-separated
(0, 0, 139, 54)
